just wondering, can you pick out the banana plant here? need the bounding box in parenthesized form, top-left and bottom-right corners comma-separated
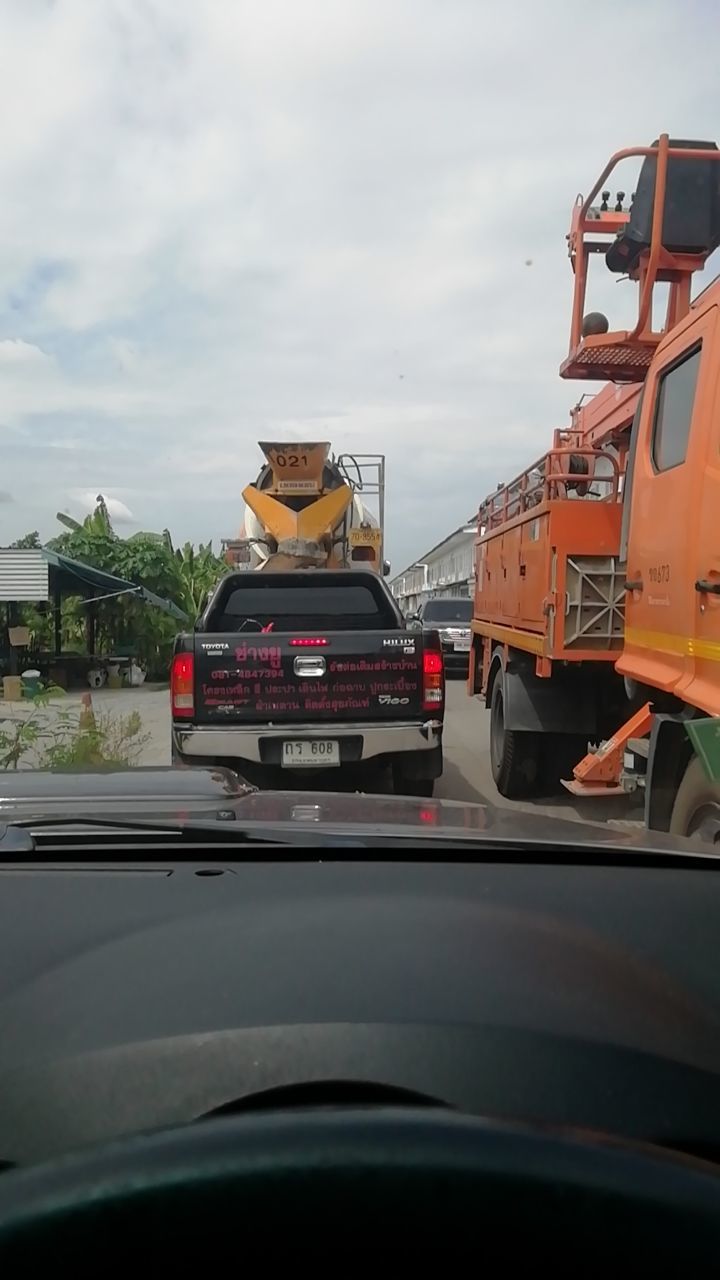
(171, 540, 226, 618)
(40, 498, 228, 669)
(55, 494, 114, 538)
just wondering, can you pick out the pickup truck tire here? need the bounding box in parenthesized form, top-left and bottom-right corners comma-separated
(392, 746, 442, 798)
(490, 680, 540, 798)
(393, 775, 435, 798)
(669, 755, 720, 842)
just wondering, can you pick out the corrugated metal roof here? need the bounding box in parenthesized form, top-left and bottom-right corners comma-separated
(0, 549, 49, 601)
(0, 547, 188, 621)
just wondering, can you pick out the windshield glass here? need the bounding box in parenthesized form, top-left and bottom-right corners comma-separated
(422, 601, 473, 624)
(0, 1, 715, 851)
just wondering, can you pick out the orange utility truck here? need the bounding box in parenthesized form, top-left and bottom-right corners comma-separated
(468, 135, 720, 838)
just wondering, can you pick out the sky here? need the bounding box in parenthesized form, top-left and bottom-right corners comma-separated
(0, 0, 717, 572)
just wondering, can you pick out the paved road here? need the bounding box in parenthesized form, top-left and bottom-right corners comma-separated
(437, 679, 641, 825)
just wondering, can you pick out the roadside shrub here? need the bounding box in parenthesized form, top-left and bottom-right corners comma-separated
(0, 692, 149, 770)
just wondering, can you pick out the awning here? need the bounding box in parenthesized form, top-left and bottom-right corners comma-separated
(42, 549, 189, 622)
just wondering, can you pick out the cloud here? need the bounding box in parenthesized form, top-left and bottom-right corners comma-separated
(107, 337, 142, 375)
(0, 491, 13, 504)
(0, 338, 52, 365)
(0, 1, 716, 567)
(74, 491, 136, 524)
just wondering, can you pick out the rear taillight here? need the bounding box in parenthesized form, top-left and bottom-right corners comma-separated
(422, 649, 444, 711)
(419, 807, 439, 825)
(171, 652, 194, 718)
(289, 638, 329, 647)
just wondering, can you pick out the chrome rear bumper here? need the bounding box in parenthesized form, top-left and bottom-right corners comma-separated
(173, 719, 442, 764)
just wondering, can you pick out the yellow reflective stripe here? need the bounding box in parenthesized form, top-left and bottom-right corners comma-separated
(471, 621, 545, 655)
(625, 626, 720, 663)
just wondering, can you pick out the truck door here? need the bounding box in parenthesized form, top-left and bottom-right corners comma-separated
(685, 303, 720, 714)
(619, 312, 712, 697)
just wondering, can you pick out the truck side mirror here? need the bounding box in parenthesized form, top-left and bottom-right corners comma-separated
(383, 560, 391, 576)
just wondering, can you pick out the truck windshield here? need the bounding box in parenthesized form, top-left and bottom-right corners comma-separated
(209, 581, 393, 631)
(422, 601, 472, 623)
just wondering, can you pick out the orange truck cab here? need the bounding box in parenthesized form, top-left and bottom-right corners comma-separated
(469, 136, 720, 838)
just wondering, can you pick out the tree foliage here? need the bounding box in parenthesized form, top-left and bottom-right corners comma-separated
(48, 498, 227, 618)
(10, 531, 41, 549)
(19, 498, 228, 679)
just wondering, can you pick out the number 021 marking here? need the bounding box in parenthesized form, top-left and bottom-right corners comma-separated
(275, 453, 308, 468)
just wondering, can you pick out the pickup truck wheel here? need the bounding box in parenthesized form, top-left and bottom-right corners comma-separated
(394, 777, 435, 798)
(669, 756, 720, 843)
(392, 749, 440, 798)
(490, 680, 540, 798)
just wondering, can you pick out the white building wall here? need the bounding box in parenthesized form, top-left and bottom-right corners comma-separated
(390, 524, 476, 614)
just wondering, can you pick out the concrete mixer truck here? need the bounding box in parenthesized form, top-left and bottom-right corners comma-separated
(172, 442, 445, 795)
(223, 442, 388, 575)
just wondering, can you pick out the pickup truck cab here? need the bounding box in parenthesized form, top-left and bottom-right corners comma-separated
(171, 570, 444, 795)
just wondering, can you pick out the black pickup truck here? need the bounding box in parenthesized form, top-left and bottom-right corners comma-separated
(171, 570, 444, 795)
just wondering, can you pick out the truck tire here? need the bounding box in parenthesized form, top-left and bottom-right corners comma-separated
(490, 679, 540, 798)
(392, 747, 441, 798)
(669, 756, 720, 843)
(393, 775, 435, 798)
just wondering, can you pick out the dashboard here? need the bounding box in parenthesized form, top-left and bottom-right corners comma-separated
(1, 856, 719, 1166)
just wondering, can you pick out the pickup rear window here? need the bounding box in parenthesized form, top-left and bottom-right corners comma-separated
(205, 577, 398, 632)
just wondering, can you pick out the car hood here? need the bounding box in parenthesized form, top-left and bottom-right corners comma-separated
(0, 766, 711, 854)
(208, 789, 706, 852)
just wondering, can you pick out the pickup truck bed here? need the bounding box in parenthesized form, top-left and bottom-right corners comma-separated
(171, 570, 444, 794)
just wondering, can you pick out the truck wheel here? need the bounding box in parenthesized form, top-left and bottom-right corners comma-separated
(490, 679, 540, 798)
(392, 749, 441, 798)
(398, 778, 435, 798)
(669, 756, 720, 843)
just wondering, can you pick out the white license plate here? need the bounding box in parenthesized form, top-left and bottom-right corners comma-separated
(453, 640, 471, 651)
(282, 740, 340, 768)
